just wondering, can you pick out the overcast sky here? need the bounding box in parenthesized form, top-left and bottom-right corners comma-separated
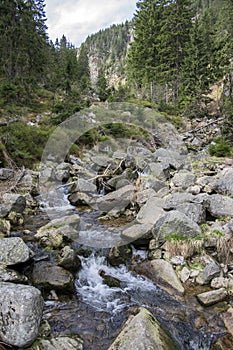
(45, 0, 137, 47)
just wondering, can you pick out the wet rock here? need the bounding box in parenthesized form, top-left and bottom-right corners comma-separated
(57, 246, 81, 272)
(196, 288, 227, 306)
(205, 194, 233, 218)
(211, 334, 233, 350)
(176, 203, 206, 224)
(55, 162, 71, 181)
(28, 335, 83, 350)
(7, 211, 24, 227)
(135, 259, 184, 296)
(68, 191, 94, 207)
(0, 237, 33, 266)
(99, 270, 121, 288)
(35, 214, 80, 247)
(0, 218, 11, 236)
(108, 245, 132, 266)
(108, 307, 179, 350)
(0, 266, 28, 283)
(0, 282, 43, 347)
(196, 262, 221, 285)
(172, 171, 196, 189)
(152, 210, 201, 241)
(96, 184, 134, 213)
(32, 262, 74, 292)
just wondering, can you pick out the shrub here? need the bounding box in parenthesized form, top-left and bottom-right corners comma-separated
(208, 137, 232, 157)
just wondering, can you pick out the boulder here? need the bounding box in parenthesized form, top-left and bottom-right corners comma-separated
(0, 266, 28, 283)
(172, 171, 196, 189)
(0, 168, 14, 180)
(147, 162, 170, 180)
(68, 191, 94, 207)
(108, 245, 132, 266)
(35, 214, 80, 247)
(152, 210, 201, 241)
(55, 162, 71, 181)
(212, 168, 233, 198)
(196, 262, 221, 285)
(108, 307, 179, 350)
(135, 259, 184, 296)
(0, 282, 43, 347)
(136, 196, 165, 225)
(57, 246, 81, 272)
(96, 184, 134, 213)
(32, 262, 74, 292)
(1, 193, 26, 215)
(28, 336, 83, 350)
(163, 193, 194, 210)
(196, 288, 227, 306)
(0, 237, 33, 266)
(70, 178, 97, 194)
(121, 223, 153, 243)
(176, 203, 206, 224)
(205, 194, 233, 218)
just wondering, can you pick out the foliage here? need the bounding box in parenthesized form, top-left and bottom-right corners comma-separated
(0, 122, 53, 168)
(208, 137, 233, 157)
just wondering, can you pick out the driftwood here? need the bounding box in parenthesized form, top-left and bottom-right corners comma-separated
(185, 117, 225, 135)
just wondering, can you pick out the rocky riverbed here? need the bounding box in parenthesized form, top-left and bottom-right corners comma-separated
(0, 106, 232, 350)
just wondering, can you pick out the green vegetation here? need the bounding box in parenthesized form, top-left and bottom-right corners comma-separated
(208, 137, 233, 157)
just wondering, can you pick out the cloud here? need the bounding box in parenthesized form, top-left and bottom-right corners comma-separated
(45, 0, 137, 46)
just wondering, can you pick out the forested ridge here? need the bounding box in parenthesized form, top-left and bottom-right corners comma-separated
(0, 0, 232, 168)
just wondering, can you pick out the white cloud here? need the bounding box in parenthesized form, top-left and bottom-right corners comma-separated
(45, 0, 137, 46)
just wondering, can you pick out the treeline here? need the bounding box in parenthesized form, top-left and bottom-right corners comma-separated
(127, 0, 233, 118)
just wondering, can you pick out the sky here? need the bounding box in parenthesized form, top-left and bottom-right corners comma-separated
(45, 0, 137, 47)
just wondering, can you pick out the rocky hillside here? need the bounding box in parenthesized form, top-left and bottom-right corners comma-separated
(82, 21, 133, 87)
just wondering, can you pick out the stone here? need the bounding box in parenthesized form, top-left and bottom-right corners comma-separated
(35, 214, 80, 247)
(68, 191, 95, 207)
(32, 262, 74, 292)
(206, 194, 233, 218)
(0, 282, 43, 347)
(171, 256, 185, 266)
(153, 210, 201, 241)
(29, 335, 83, 350)
(96, 184, 134, 213)
(55, 162, 71, 181)
(135, 259, 184, 296)
(70, 178, 97, 194)
(0, 266, 28, 283)
(57, 246, 81, 271)
(176, 203, 206, 224)
(172, 171, 196, 189)
(0, 218, 11, 236)
(121, 223, 153, 243)
(0, 168, 14, 180)
(147, 162, 170, 180)
(2, 193, 26, 213)
(136, 196, 165, 225)
(163, 193, 194, 210)
(180, 267, 190, 283)
(211, 277, 233, 290)
(108, 307, 179, 350)
(108, 245, 132, 266)
(196, 262, 221, 285)
(140, 176, 167, 192)
(135, 188, 157, 207)
(0, 237, 33, 266)
(196, 288, 227, 306)
(212, 168, 233, 198)
(222, 307, 233, 337)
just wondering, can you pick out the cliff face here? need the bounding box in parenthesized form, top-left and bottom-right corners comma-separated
(82, 21, 133, 88)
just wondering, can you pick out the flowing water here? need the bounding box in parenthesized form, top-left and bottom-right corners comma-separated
(30, 192, 224, 350)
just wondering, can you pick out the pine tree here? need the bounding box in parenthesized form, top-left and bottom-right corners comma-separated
(76, 44, 91, 91)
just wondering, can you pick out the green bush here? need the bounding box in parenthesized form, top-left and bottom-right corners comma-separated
(208, 137, 232, 157)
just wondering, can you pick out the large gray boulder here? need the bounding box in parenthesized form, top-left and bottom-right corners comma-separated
(212, 168, 233, 198)
(96, 184, 134, 213)
(205, 194, 233, 218)
(196, 288, 228, 306)
(135, 259, 184, 296)
(152, 210, 201, 241)
(108, 307, 179, 350)
(0, 168, 14, 180)
(0, 282, 43, 347)
(163, 193, 194, 210)
(172, 170, 196, 189)
(176, 203, 206, 224)
(196, 262, 221, 285)
(136, 196, 165, 225)
(0, 237, 33, 266)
